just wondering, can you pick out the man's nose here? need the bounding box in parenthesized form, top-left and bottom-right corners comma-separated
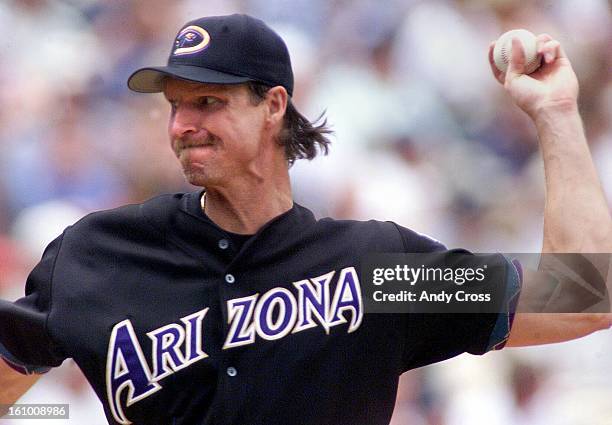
(170, 105, 201, 139)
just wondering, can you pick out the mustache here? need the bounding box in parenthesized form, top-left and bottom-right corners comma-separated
(173, 135, 219, 152)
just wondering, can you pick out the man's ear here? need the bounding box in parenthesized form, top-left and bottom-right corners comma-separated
(265, 86, 288, 127)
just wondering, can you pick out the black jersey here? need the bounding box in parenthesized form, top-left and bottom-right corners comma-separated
(0, 191, 518, 425)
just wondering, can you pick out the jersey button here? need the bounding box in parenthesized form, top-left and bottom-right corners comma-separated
(226, 367, 238, 377)
(225, 274, 235, 284)
(218, 239, 229, 250)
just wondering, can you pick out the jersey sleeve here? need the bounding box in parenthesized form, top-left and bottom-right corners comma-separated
(0, 233, 68, 374)
(390, 223, 522, 371)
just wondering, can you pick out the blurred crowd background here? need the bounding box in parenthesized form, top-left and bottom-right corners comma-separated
(1, 0, 611, 423)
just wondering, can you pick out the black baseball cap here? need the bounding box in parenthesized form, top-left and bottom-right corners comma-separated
(127, 14, 294, 96)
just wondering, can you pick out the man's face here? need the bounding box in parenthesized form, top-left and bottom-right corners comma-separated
(163, 79, 268, 187)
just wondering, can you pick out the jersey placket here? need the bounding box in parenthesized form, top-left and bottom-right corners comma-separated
(216, 232, 253, 422)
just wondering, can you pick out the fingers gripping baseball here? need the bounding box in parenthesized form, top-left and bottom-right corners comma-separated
(488, 30, 579, 118)
(538, 39, 561, 65)
(507, 37, 529, 76)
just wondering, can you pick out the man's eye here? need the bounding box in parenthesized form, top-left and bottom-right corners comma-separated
(200, 97, 219, 106)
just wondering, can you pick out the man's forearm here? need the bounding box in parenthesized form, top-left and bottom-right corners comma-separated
(0, 361, 40, 406)
(506, 312, 612, 347)
(536, 104, 612, 253)
(507, 105, 612, 346)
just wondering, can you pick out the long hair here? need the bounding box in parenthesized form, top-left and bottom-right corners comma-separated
(246, 82, 332, 165)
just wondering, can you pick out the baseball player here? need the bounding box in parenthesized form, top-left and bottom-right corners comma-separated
(1, 14, 611, 425)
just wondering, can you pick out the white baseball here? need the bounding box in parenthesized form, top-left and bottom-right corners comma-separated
(493, 29, 542, 74)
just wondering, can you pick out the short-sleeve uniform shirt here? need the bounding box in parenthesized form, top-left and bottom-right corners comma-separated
(0, 191, 519, 425)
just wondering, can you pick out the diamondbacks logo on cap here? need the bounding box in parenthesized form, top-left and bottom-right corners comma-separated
(173, 25, 210, 56)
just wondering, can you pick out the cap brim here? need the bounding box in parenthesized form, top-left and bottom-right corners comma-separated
(127, 64, 253, 93)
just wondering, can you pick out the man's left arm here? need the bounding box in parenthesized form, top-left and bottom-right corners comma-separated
(487, 34, 612, 347)
(0, 360, 41, 406)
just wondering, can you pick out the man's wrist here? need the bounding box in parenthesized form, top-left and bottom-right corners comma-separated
(532, 99, 579, 124)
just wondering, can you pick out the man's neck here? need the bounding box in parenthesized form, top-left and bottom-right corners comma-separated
(202, 177, 293, 235)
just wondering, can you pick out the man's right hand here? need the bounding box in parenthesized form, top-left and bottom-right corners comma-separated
(488, 34, 579, 120)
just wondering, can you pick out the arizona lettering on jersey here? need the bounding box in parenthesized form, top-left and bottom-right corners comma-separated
(106, 266, 363, 424)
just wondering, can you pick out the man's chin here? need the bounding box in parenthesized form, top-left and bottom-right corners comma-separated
(179, 160, 208, 185)
(183, 172, 208, 187)
(182, 168, 219, 188)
